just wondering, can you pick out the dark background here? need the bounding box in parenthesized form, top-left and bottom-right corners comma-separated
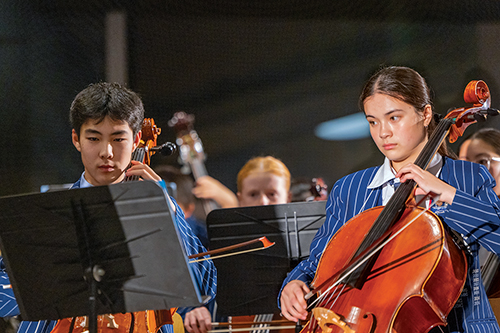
(2, 0, 500, 197)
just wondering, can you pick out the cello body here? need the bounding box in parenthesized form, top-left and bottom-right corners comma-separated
(306, 205, 467, 333)
(50, 310, 177, 333)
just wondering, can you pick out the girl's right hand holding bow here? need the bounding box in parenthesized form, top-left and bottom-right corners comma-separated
(280, 280, 310, 322)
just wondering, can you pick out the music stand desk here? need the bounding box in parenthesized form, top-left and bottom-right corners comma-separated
(206, 201, 326, 316)
(0, 181, 202, 329)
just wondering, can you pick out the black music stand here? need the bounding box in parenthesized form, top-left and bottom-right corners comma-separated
(206, 201, 326, 316)
(0, 181, 203, 333)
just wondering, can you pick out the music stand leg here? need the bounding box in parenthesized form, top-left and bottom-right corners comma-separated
(85, 266, 101, 333)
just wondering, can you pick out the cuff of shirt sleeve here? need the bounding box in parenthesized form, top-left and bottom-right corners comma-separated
(440, 189, 467, 221)
(440, 189, 486, 243)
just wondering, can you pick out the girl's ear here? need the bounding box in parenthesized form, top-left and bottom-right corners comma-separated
(423, 104, 433, 127)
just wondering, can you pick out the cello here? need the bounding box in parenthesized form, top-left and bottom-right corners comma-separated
(52, 118, 179, 333)
(299, 80, 498, 333)
(125, 118, 180, 333)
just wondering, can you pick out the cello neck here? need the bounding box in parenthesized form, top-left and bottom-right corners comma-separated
(346, 116, 455, 288)
(413, 117, 454, 170)
(124, 118, 162, 182)
(377, 117, 454, 228)
(190, 158, 209, 179)
(124, 147, 146, 182)
(363, 117, 454, 250)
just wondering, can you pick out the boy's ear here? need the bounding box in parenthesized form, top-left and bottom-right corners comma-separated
(133, 131, 142, 150)
(72, 129, 81, 152)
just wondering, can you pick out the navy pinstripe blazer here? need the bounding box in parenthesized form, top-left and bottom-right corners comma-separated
(0, 177, 217, 333)
(281, 157, 500, 333)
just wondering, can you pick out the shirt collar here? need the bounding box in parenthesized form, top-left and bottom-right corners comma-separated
(367, 153, 443, 189)
(79, 171, 93, 188)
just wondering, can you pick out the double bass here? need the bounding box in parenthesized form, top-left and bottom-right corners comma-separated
(169, 113, 297, 333)
(168, 111, 219, 216)
(310, 178, 328, 201)
(300, 80, 498, 333)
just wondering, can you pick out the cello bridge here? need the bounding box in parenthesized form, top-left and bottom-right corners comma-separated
(311, 307, 355, 333)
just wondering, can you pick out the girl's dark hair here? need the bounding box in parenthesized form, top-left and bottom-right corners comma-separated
(470, 128, 500, 156)
(359, 66, 454, 158)
(70, 82, 144, 137)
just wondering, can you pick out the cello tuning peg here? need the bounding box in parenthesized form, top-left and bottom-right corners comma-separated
(433, 112, 444, 123)
(487, 108, 500, 116)
(153, 142, 177, 156)
(473, 113, 487, 122)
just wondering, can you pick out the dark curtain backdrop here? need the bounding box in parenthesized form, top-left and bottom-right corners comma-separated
(1, 0, 500, 196)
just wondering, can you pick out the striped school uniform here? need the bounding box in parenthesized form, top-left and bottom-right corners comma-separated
(281, 156, 500, 332)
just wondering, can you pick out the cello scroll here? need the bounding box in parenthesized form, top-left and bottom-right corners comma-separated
(446, 80, 498, 143)
(124, 118, 176, 182)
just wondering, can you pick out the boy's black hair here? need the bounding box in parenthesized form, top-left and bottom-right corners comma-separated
(70, 82, 144, 137)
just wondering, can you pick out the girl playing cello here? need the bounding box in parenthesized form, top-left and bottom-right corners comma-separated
(279, 66, 500, 332)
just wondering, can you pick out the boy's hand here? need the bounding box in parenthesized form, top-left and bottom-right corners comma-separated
(125, 160, 162, 181)
(184, 307, 212, 333)
(125, 160, 177, 213)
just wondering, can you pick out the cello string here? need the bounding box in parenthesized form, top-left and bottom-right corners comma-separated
(346, 116, 451, 280)
(320, 282, 346, 312)
(307, 195, 439, 309)
(314, 283, 348, 330)
(305, 315, 315, 332)
(304, 197, 440, 333)
(125, 147, 145, 182)
(308, 281, 346, 311)
(371, 117, 451, 234)
(207, 326, 297, 333)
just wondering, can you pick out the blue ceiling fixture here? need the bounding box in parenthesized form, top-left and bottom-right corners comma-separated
(315, 112, 371, 141)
